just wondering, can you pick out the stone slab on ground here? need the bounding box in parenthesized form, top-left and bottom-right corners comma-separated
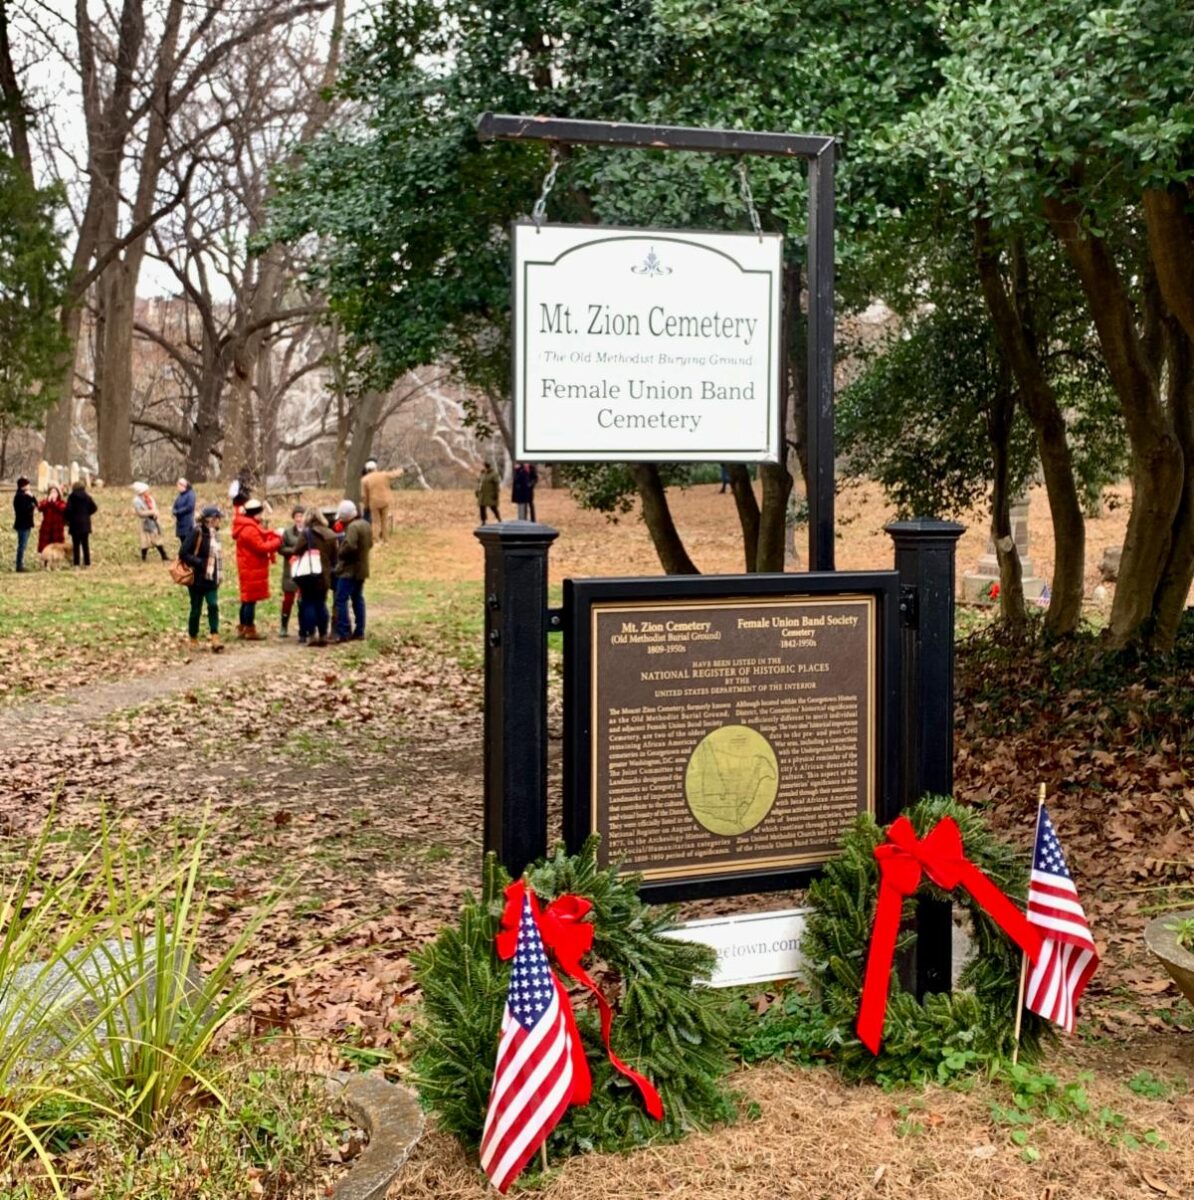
(2, 937, 206, 1062)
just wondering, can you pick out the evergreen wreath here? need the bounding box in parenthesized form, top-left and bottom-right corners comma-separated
(409, 838, 738, 1158)
(800, 794, 1050, 1084)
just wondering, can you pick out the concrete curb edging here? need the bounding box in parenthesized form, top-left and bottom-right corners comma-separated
(1144, 911, 1194, 1006)
(326, 1071, 425, 1200)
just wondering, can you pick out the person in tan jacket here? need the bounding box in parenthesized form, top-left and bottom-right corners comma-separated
(359, 459, 403, 542)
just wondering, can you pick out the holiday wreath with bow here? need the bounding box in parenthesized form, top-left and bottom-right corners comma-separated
(801, 795, 1049, 1082)
(410, 840, 740, 1159)
(412, 797, 1047, 1170)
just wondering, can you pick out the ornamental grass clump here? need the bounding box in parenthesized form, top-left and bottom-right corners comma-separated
(0, 825, 132, 1196)
(78, 815, 284, 1135)
(410, 840, 739, 1160)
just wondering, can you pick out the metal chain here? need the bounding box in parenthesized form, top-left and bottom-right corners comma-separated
(531, 146, 562, 229)
(736, 159, 764, 240)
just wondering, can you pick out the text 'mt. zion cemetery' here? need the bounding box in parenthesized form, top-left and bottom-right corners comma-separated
(478, 113, 949, 973)
(515, 224, 783, 462)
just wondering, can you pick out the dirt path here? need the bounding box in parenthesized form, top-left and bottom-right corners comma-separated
(0, 595, 404, 751)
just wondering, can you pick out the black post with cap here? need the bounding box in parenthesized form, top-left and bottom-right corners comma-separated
(886, 518, 966, 999)
(476, 521, 559, 878)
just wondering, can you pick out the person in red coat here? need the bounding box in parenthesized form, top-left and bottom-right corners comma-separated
(230, 498, 282, 640)
(37, 486, 67, 553)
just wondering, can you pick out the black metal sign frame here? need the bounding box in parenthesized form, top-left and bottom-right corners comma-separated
(477, 113, 838, 572)
(562, 571, 901, 903)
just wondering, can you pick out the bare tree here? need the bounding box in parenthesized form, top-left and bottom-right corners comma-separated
(27, 0, 333, 480)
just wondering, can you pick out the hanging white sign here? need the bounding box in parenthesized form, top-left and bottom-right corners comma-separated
(513, 223, 783, 463)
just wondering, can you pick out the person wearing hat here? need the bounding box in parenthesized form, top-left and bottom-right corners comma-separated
(359, 459, 403, 543)
(172, 477, 196, 545)
(12, 476, 36, 572)
(231, 497, 283, 639)
(277, 504, 308, 639)
(331, 498, 372, 643)
(180, 505, 226, 652)
(294, 506, 338, 647)
(131, 482, 168, 562)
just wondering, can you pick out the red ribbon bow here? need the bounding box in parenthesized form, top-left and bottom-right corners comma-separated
(496, 880, 664, 1120)
(856, 815, 1044, 1055)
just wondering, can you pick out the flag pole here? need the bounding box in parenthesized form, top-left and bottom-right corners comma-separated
(540, 1142, 549, 1172)
(1011, 783, 1046, 1066)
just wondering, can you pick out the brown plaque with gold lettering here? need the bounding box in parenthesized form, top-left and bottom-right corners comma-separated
(563, 575, 900, 899)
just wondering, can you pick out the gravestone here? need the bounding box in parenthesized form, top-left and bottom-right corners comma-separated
(36, 459, 50, 492)
(1100, 545, 1122, 582)
(962, 497, 1046, 601)
(70, 461, 80, 485)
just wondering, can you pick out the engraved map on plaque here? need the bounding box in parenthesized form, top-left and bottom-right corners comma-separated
(591, 594, 877, 882)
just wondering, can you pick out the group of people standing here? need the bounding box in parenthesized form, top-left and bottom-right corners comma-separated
(178, 491, 373, 653)
(476, 461, 539, 524)
(11, 476, 99, 570)
(10, 466, 379, 655)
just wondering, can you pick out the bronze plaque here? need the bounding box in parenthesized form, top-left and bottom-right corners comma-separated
(591, 594, 877, 882)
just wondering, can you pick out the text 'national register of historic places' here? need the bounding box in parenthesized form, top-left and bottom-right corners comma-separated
(589, 594, 877, 884)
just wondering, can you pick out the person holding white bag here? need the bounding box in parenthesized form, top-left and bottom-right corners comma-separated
(292, 506, 338, 647)
(277, 506, 306, 639)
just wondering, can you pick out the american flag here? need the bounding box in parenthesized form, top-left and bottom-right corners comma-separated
(479, 889, 574, 1193)
(1025, 805, 1099, 1032)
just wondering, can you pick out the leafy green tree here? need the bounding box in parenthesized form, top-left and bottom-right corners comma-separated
(841, 219, 1123, 625)
(0, 155, 68, 465)
(902, 0, 1194, 649)
(271, 0, 953, 573)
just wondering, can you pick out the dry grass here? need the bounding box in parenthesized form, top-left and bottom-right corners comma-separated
(376, 478, 1135, 600)
(393, 1052, 1193, 1200)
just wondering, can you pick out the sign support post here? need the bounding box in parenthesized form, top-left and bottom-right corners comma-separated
(476, 521, 558, 878)
(886, 519, 965, 999)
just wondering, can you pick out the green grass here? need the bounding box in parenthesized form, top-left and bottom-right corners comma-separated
(9, 1059, 354, 1200)
(391, 579, 485, 668)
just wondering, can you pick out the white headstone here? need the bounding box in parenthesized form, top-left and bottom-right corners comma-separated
(36, 460, 50, 492)
(70, 461, 80, 484)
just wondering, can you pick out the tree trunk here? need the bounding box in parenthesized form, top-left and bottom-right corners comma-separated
(987, 369, 1026, 629)
(973, 220, 1085, 634)
(784, 261, 810, 493)
(1150, 329, 1194, 650)
(751, 260, 801, 573)
(184, 347, 224, 482)
(345, 389, 383, 505)
(484, 391, 514, 455)
(95, 264, 136, 483)
(757, 461, 793, 571)
(1142, 188, 1194, 651)
(728, 464, 760, 572)
(329, 390, 349, 489)
(1044, 197, 1184, 649)
(631, 464, 697, 574)
(42, 304, 84, 464)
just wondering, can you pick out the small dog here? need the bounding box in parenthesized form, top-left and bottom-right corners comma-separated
(39, 542, 71, 569)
